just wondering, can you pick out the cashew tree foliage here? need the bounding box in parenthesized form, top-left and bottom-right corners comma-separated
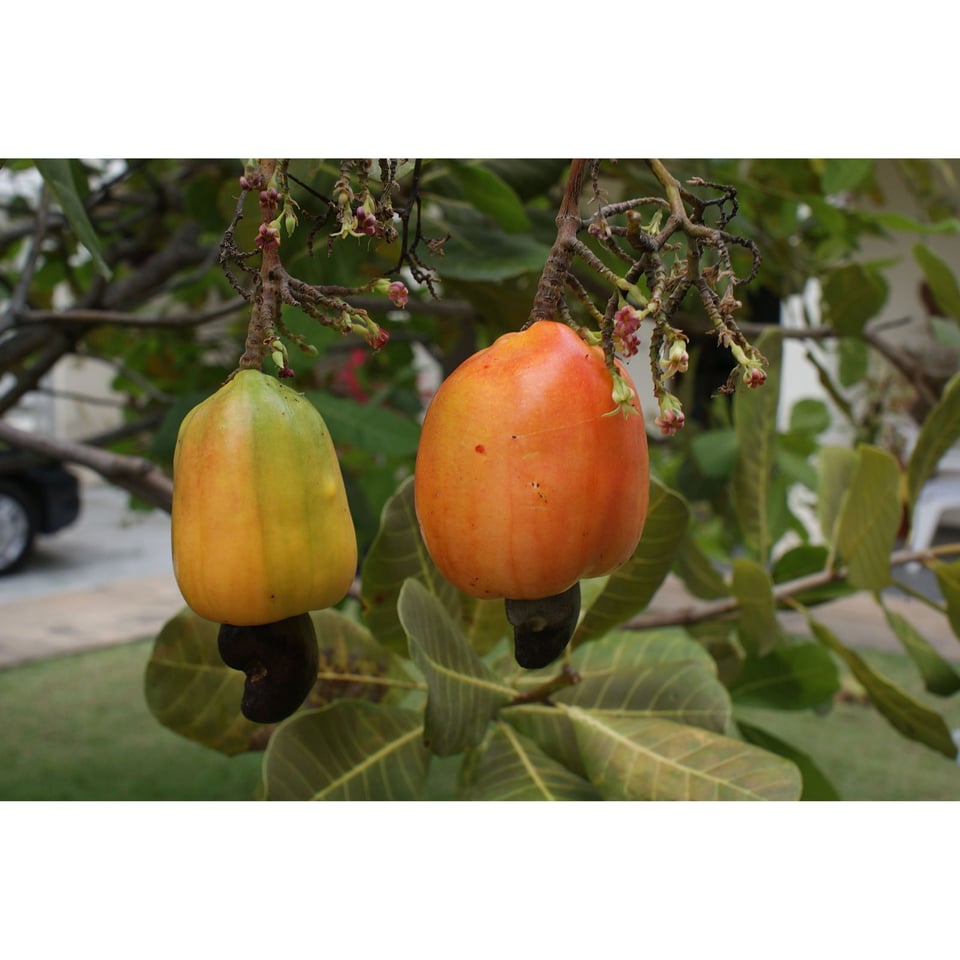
(2, 157, 960, 800)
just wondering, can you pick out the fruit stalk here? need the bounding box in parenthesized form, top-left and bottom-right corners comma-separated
(526, 159, 590, 327)
(239, 159, 281, 372)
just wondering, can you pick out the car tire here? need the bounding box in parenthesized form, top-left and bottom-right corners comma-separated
(0, 480, 37, 575)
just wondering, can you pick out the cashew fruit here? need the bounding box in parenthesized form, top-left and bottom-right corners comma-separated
(218, 613, 319, 724)
(172, 369, 357, 626)
(414, 320, 650, 601)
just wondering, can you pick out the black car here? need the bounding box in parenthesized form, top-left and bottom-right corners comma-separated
(0, 451, 81, 574)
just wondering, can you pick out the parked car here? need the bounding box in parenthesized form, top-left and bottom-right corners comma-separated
(0, 451, 81, 574)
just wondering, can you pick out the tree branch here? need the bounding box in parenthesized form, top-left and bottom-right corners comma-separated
(17, 298, 246, 329)
(623, 544, 960, 632)
(0, 420, 173, 512)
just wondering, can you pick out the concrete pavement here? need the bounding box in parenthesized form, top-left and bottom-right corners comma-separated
(0, 482, 958, 670)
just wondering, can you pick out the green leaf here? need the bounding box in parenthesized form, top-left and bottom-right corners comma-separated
(837, 337, 869, 388)
(673, 533, 730, 600)
(573, 477, 689, 645)
(914, 243, 960, 320)
(735, 717, 840, 800)
(809, 617, 957, 758)
(307, 392, 420, 458)
(398, 578, 513, 756)
(789, 398, 832, 435)
(502, 703, 586, 778)
(484, 159, 570, 202)
(729, 643, 840, 710)
(307, 609, 421, 709)
(567, 708, 802, 801)
(870, 211, 960, 234)
(930, 316, 960, 350)
(34, 158, 112, 279)
(880, 602, 960, 696)
(502, 628, 721, 777)
(834, 445, 901, 590)
(144, 607, 263, 756)
(817, 445, 859, 548)
(731, 558, 785, 657)
(732, 328, 782, 562)
(262, 702, 429, 800)
(434, 216, 553, 282)
(360, 477, 460, 654)
(458, 722, 601, 800)
(772, 544, 855, 606)
(820, 158, 873, 195)
(554, 662, 730, 734)
(690, 429, 737, 479)
(573, 627, 717, 672)
(821, 263, 888, 335)
(447, 161, 531, 234)
(933, 560, 960, 640)
(460, 595, 510, 656)
(906, 371, 960, 508)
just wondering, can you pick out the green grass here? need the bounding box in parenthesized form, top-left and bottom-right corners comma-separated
(2, 640, 960, 800)
(0, 640, 262, 800)
(737, 647, 960, 801)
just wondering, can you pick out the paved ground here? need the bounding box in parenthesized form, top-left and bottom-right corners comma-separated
(0, 483, 183, 667)
(0, 482, 958, 670)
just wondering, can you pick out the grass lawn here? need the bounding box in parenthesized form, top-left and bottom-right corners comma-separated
(2, 640, 960, 801)
(0, 640, 262, 801)
(737, 647, 960, 801)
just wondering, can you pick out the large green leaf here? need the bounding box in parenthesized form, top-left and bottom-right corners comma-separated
(572, 628, 716, 672)
(553, 662, 730, 734)
(484, 159, 571, 202)
(502, 703, 586, 778)
(460, 595, 510, 656)
(735, 717, 840, 800)
(809, 617, 957, 758)
(262, 701, 429, 800)
(820, 158, 874, 195)
(307, 609, 422, 709)
(433, 216, 553, 282)
(732, 328, 782, 562)
(447, 161, 531, 234)
(834, 445, 901, 590)
(870, 211, 960, 235)
(572, 478, 689, 645)
(730, 558, 785, 657)
(914, 243, 960, 320)
(503, 629, 730, 778)
(458, 723, 601, 800)
(817, 445, 859, 549)
(933, 560, 960, 640)
(672, 533, 730, 600)
(398, 578, 513, 756)
(360, 476, 460, 654)
(34, 158, 112, 279)
(906, 371, 960, 508)
(144, 607, 263, 756)
(821, 263, 889, 335)
(931, 316, 960, 349)
(729, 642, 840, 710)
(566, 708, 802, 801)
(690, 429, 737, 479)
(771, 544, 855, 606)
(307, 392, 421, 458)
(880, 602, 960, 696)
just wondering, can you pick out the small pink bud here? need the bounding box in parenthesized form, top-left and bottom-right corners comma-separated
(388, 281, 409, 308)
(655, 408, 686, 436)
